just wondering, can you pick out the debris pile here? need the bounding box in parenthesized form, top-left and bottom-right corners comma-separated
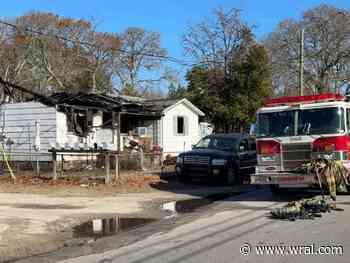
(271, 197, 343, 221)
(9, 175, 82, 186)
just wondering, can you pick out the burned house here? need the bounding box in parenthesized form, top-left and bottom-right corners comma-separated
(0, 92, 161, 163)
(0, 77, 207, 166)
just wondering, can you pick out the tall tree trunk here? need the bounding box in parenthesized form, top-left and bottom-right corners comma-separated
(92, 70, 96, 93)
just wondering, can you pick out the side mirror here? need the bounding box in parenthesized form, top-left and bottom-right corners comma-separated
(249, 123, 256, 136)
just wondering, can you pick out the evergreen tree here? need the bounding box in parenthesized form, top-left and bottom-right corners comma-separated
(167, 83, 187, 99)
(186, 44, 271, 132)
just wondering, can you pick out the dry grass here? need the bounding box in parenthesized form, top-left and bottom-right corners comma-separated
(0, 170, 165, 196)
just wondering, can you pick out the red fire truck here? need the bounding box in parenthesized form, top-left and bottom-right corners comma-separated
(250, 93, 350, 193)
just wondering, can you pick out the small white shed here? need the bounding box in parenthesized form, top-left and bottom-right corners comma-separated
(148, 98, 205, 155)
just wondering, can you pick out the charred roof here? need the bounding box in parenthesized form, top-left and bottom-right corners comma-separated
(46, 92, 162, 117)
(0, 78, 177, 118)
(143, 98, 181, 112)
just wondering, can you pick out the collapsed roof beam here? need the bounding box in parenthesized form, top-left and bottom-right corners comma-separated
(0, 77, 55, 105)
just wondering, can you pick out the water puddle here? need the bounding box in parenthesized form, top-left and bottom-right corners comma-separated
(73, 217, 156, 239)
(163, 191, 243, 214)
(72, 192, 242, 240)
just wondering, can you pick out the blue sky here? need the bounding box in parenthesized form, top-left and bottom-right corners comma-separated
(2, 0, 350, 88)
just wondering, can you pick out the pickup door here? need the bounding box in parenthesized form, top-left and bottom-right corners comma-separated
(238, 138, 257, 171)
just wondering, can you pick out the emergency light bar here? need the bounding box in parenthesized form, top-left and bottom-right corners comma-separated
(264, 93, 345, 107)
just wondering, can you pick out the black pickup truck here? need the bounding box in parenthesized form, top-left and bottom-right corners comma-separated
(175, 133, 256, 185)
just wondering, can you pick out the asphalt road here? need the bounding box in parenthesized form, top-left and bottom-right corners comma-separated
(55, 188, 350, 263)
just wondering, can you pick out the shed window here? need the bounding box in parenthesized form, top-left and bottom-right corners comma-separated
(174, 116, 188, 136)
(177, 117, 184, 134)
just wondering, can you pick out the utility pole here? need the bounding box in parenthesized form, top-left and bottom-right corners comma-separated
(299, 29, 304, 96)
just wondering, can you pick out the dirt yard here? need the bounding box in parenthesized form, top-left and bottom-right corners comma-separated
(0, 169, 238, 262)
(0, 169, 166, 196)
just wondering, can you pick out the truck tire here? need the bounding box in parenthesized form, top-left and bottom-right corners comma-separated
(225, 168, 237, 185)
(177, 173, 190, 183)
(270, 185, 286, 196)
(220, 167, 240, 186)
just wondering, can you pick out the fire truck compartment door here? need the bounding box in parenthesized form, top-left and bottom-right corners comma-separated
(251, 173, 316, 185)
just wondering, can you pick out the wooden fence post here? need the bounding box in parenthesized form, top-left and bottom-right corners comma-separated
(105, 153, 110, 184)
(52, 151, 57, 180)
(114, 153, 119, 182)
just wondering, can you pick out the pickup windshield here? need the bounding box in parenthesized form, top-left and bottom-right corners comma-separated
(194, 136, 238, 151)
(256, 107, 345, 138)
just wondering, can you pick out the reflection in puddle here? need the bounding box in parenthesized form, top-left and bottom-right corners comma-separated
(174, 199, 212, 213)
(163, 192, 243, 214)
(73, 217, 156, 239)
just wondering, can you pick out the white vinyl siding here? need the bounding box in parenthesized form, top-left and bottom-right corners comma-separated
(0, 102, 103, 162)
(0, 102, 56, 161)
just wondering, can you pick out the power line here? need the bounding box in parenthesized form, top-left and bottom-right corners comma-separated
(0, 19, 200, 67)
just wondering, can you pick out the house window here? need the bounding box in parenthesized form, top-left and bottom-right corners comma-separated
(177, 116, 184, 134)
(66, 109, 92, 137)
(67, 111, 74, 132)
(102, 112, 113, 128)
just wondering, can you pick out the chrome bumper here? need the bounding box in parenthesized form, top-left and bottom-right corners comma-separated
(251, 172, 316, 185)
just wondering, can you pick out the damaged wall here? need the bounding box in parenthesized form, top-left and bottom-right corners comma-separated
(0, 102, 56, 161)
(56, 110, 103, 145)
(0, 102, 115, 162)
